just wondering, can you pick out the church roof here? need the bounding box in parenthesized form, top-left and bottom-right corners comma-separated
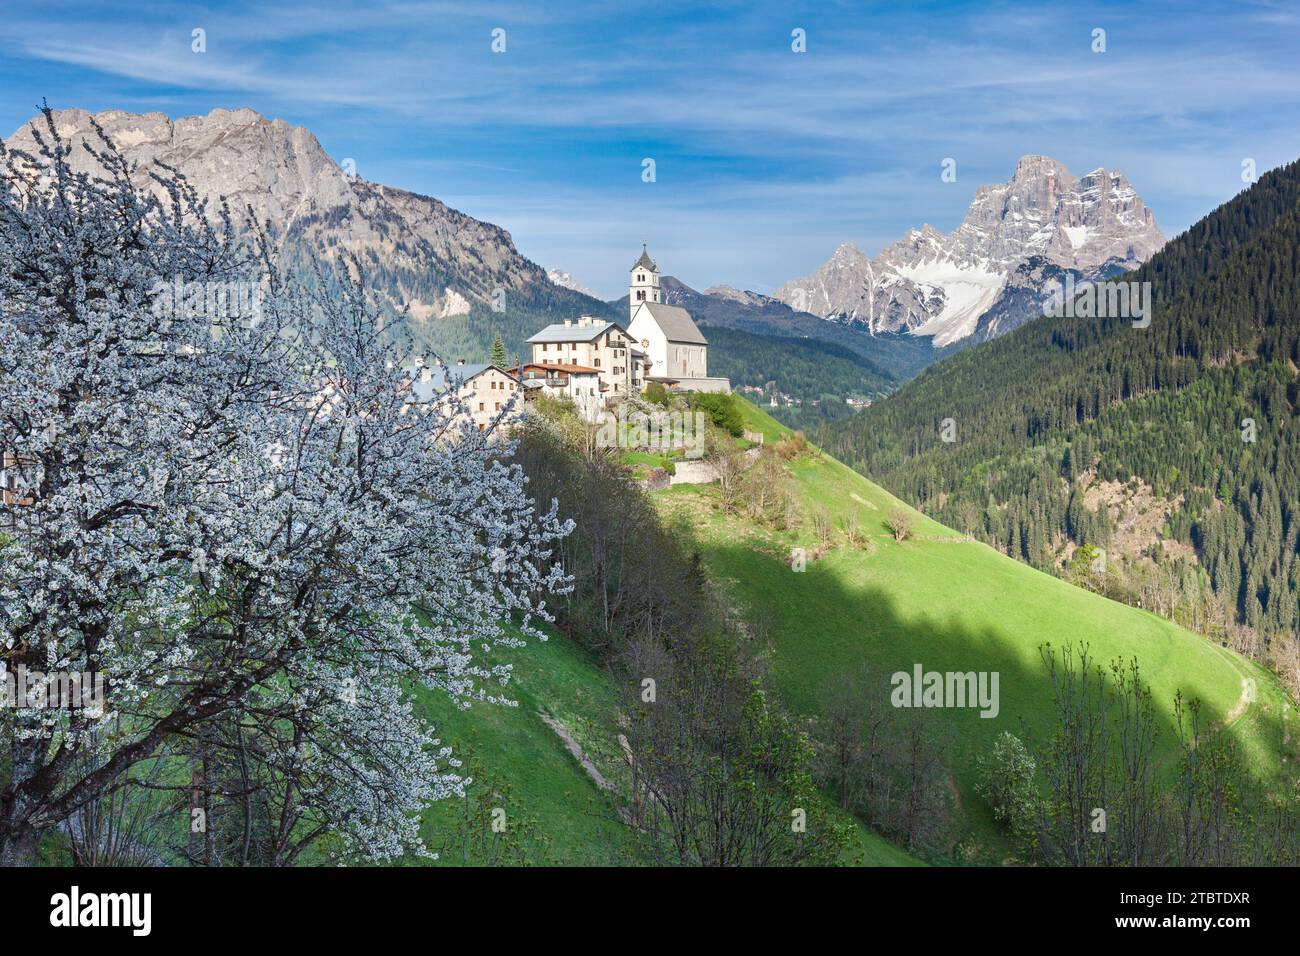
(634, 301, 707, 345)
(631, 243, 657, 273)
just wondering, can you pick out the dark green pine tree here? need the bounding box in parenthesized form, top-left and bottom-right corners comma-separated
(490, 333, 508, 369)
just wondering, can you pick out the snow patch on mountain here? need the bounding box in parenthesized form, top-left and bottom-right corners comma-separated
(546, 269, 596, 297)
(897, 260, 1006, 346)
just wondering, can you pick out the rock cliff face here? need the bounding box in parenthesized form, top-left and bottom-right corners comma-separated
(775, 156, 1165, 346)
(5, 107, 609, 348)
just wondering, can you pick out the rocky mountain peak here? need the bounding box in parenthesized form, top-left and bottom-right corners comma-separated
(774, 155, 1165, 346)
(547, 269, 597, 297)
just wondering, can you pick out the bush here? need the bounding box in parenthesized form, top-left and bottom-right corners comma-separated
(975, 732, 1039, 836)
(643, 381, 671, 406)
(691, 392, 744, 436)
(885, 507, 914, 543)
(774, 431, 810, 460)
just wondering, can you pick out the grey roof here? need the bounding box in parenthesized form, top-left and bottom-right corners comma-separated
(406, 362, 494, 401)
(527, 320, 623, 344)
(632, 243, 657, 273)
(635, 301, 707, 345)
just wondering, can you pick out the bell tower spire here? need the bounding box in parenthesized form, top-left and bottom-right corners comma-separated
(629, 242, 660, 321)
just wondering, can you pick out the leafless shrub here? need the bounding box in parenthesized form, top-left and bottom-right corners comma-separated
(885, 507, 914, 543)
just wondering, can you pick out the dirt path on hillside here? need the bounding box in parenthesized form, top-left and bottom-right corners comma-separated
(537, 712, 615, 792)
(540, 712, 641, 826)
(1219, 676, 1255, 730)
(1204, 645, 1259, 737)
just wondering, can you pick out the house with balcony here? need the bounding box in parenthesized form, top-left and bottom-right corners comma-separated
(526, 316, 643, 399)
(509, 362, 603, 421)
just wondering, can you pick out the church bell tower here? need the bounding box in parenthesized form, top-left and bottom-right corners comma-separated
(629, 242, 660, 321)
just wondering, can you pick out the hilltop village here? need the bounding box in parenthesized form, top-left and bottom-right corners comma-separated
(412, 245, 730, 431)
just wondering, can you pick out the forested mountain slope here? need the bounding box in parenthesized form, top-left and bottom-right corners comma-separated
(702, 325, 893, 428)
(818, 158, 1300, 681)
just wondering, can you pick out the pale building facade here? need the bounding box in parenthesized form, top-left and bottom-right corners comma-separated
(510, 362, 603, 421)
(527, 317, 637, 398)
(408, 361, 522, 434)
(629, 301, 709, 379)
(628, 242, 662, 320)
(1, 451, 34, 508)
(624, 246, 727, 391)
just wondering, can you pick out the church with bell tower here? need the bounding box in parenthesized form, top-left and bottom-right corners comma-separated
(626, 244, 726, 391)
(522, 244, 729, 398)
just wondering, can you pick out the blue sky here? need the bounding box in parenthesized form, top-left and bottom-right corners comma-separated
(2, 0, 1299, 297)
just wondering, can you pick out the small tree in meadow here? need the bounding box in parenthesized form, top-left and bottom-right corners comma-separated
(885, 507, 914, 543)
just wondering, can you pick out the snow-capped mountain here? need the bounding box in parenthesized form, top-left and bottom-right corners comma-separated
(4, 107, 608, 344)
(775, 155, 1166, 346)
(546, 269, 597, 297)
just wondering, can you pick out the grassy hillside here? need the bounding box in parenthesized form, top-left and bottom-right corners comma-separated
(406, 396, 1292, 866)
(653, 397, 1295, 859)
(409, 629, 639, 866)
(409, 622, 919, 865)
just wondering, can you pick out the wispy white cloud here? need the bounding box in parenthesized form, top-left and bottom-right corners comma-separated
(2, 0, 1297, 291)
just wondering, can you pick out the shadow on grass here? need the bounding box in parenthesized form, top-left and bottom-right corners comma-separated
(696, 536, 1292, 860)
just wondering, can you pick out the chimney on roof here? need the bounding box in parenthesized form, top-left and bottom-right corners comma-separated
(564, 319, 573, 327)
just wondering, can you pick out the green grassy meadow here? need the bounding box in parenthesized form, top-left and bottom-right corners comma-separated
(409, 621, 920, 866)
(652, 398, 1294, 858)
(409, 630, 639, 866)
